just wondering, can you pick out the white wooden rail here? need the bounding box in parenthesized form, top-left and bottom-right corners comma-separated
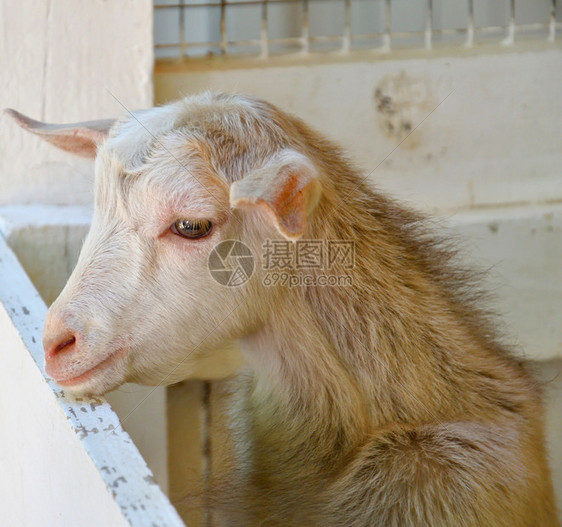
(0, 234, 184, 527)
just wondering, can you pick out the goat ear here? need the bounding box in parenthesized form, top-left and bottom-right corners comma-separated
(4, 109, 114, 159)
(230, 150, 321, 240)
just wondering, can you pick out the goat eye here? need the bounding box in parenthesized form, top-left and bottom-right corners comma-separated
(171, 219, 213, 239)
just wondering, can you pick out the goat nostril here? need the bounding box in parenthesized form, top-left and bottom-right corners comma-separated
(52, 335, 76, 355)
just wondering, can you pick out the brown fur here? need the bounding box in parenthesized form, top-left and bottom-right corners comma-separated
(178, 94, 559, 526)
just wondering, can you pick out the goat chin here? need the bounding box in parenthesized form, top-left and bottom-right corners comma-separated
(58, 365, 127, 396)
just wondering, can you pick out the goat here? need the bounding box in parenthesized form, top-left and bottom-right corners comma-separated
(6, 93, 559, 526)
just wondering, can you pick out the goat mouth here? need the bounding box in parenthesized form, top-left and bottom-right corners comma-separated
(55, 348, 127, 387)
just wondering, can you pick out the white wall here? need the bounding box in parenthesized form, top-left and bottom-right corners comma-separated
(0, 0, 154, 206)
(155, 43, 562, 214)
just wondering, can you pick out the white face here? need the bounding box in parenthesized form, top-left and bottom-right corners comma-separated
(38, 95, 320, 396)
(42, 114, 262, 395)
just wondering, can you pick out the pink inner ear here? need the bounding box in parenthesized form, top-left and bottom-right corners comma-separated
(4, 108, 113, 159)
(265, 172, 307, 237)
(42, 131, 103, 158)
(230, 150, 321, 240)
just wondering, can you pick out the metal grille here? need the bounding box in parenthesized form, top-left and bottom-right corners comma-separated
(154, 1, 560, 58)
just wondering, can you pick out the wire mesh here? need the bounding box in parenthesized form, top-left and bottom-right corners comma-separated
(154, 1, 560, 62)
